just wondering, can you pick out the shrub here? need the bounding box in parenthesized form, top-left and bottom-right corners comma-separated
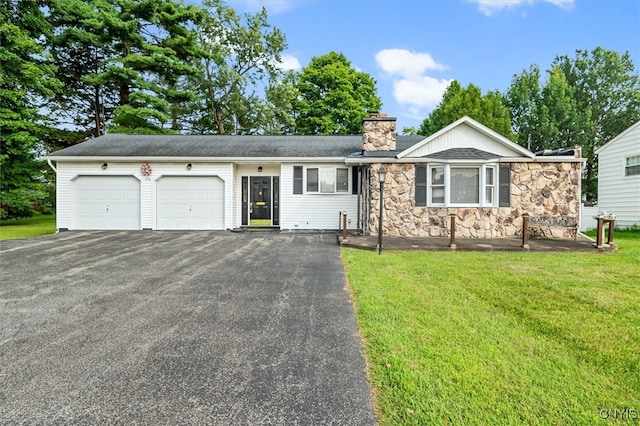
(0, 187, 49, 219)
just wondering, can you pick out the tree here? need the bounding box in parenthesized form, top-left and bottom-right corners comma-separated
(0, 0, 61, 218)
(48, 0, 119, 137)
(183, 0, 286, 134)
(554, 48, 640, 199)
(506, 65, 586, 153)
(261, 70, 299, 135)
(296, 52, 382, 135)
(507, 48, 640, 200)
(49, 0, 204, 135)
(505, 65, 543, 150)
(418, 81, 515, 139)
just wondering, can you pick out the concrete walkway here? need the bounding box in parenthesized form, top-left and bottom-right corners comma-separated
(339, 233, 616, 252)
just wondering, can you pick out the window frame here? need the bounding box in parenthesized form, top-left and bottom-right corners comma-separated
(625, 155, 640, 176)
(301, 166, 351, 195)
(429, 166, 446, 206)
(419, 163, 500, 207)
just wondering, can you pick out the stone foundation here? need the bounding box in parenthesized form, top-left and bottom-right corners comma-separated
(368, 162, 580, 239)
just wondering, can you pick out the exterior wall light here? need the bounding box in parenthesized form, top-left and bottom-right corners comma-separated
(258, 166, 263, 173)
(186, 163, 192, 170)
(101, 163, 108, 170)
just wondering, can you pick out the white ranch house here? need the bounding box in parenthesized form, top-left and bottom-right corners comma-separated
(593, 120, 640, 228)
(48, 115, 584, 239)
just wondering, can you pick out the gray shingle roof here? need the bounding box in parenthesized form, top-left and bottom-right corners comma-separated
(425, 148, 501, 160)
(48, 134, 427, 159)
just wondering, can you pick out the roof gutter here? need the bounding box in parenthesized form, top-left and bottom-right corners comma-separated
(345, 156, 585, 165)
(45, 156, 349, 163)
(47, 159, 57, 173)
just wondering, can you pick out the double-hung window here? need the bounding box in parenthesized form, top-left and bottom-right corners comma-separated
(416, 164, 504, 207)
(430, 166, 445, 204)
(296, 166, 350, 194)
(485, 167, 495, 204)
(626, 156, 640, 176)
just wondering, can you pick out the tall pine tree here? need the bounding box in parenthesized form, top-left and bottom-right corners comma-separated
(0, 0, 61, 218)
(50, 0, 204, 134)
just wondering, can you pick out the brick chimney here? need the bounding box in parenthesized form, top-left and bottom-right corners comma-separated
(362, 112, 396, 152)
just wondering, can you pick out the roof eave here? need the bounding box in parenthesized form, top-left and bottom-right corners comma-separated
(46, 156, 349, 163)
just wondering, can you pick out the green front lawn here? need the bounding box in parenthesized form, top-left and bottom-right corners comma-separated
(343, 233, 640, 425)
(0, 214, 57, 240)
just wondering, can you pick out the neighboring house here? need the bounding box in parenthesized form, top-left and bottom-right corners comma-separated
(47, 115, 583, 238)
(594, 120, 640, 228)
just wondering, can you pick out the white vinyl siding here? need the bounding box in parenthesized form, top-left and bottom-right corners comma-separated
(597, 121, 640, 227)
(280, 164, 358, 230)
(403, 123, 520, 158)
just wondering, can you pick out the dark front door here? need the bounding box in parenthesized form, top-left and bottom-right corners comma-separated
(250, 176, 271, 224)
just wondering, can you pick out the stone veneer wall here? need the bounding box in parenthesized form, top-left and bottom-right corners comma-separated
(362, 118, 396, 151)
(368, 162, 581, 239)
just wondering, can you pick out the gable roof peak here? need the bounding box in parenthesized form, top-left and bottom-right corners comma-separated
(397, 116, 534, 159)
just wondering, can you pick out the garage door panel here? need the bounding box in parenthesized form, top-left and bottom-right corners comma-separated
(156, 176, 224, 230)
(72, 176, 140, 230)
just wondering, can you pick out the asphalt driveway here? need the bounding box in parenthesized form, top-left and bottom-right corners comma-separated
(0, 231, 375, 425)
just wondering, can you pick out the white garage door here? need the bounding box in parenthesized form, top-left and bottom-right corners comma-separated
(72, 176, 140, 230)
(156, 176, 225, 230)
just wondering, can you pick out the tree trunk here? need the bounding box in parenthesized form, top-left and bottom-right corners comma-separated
(93, 86, 102, 137)
(204, 61, 225, 134)
(215, 107, 224, 134)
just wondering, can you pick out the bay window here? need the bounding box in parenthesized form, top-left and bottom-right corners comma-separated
(416, 164, 505, 207)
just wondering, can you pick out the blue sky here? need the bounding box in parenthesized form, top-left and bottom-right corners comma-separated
(229, 0, 640, 132)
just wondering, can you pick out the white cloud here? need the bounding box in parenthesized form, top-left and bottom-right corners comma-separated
(470, 0, 574, 16)
(376, 49, 448, 79)
(375, 48, 452, 111)
(275, 54, 302, 71)
(393, 77, 453, 109)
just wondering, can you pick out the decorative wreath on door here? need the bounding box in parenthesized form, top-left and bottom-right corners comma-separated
(141, 162, 152, 176)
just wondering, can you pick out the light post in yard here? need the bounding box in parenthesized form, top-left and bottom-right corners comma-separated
(377, 166, 387, 255)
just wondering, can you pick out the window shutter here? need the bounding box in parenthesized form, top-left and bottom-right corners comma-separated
(293, 166, 303, 194)
(415, 165, 427, 207)
(352, 166, 359, 194)
(499, 164, 511, 207)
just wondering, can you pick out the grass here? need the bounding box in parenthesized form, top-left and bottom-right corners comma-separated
(0, 214, 56, 240)
(342, 232, 640, 425)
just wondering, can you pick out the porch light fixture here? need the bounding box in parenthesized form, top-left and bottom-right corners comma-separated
(186, 163, 192, 170)
(377, 166, 386, 255)
(101, 163, 108, 170)
(258, 166, 263, 173)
